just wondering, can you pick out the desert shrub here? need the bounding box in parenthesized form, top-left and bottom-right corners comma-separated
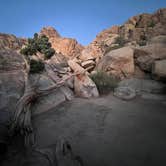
(140, 34, 147, 41)
(29, 59, 45, 74)
(20, 34, 55, 59)
(90, 71, 119, 94)
(34, 33, 38, 40)
(138, 34, 147, 46)
(43, 48, 55, 59)
(20, 45, 36, 56)
(104, 36, 126, 54)
(138, 40, 147, 46)
(115, 36, 126, 47)
(148, 21, 155, 28)
(37, 35, 50, 51)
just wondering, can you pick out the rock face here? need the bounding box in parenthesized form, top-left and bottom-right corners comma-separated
(0, 49, 25, 147)
(0, 33, 26, 50)
(40, 27, 84, 58)
(152, 60, 166, 80)
(117, 78, 166, 94)
(134, 48, 154, 72)
(133, 35, 166, 79)
(40, 26, 61, 38)
(97, 47, 135, 79)
(120, 8, 166, 42)
(78, 8, 166, 64)
(79, 27, 119, 61)
(0, 49, 25, 111)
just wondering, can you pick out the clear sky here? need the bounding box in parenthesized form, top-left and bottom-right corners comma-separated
(0, 0, 166, 45)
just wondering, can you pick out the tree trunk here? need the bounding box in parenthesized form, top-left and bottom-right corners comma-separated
(10, 56, 75, 146)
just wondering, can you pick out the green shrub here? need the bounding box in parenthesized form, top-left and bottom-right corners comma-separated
(20, 45, 36, 56)
(138, 40, 147, 46)
(148, 21, 155, 28)
(115, 36, 126, 47)
(140, 34, 147, 41)
(43, 48, 55, 59)
(34, 33, 38, 40)
(90, 71, 119, 94)
(20, 34, 55, 59)
(29, 59, 45, 74)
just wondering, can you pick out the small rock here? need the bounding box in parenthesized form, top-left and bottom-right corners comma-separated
(114, 87, 136, 100)
(81, 60, 95, 68)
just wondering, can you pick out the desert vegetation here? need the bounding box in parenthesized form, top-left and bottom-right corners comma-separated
(104, 36, 126, 54)
(20, 33, 55, 59)
(90, 71, 119, 94)
(20, 33, 55, 73)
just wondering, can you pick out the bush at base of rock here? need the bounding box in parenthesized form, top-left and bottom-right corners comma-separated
(29, 59, 45, 74)
(114, 36, 126, 47)
(137, 40, 147, 46)
(90, 71, 119, 94)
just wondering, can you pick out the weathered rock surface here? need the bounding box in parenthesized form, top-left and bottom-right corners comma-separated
(0, 49, 25, 149)
(0, 49, 25, 112)
(40, 27, 84, 58)
(148, 35, 166, 45)
(31, 72, 74, 115)
(68, 59, 86, 74)
(79, 8, 166, 64)
(133, 35, 166, 75)
(134, 48, 154, 72)
(117, 78, 166, 94)
(152, 60, 166, 80)
(0, 33, 26, 50)
(81, 60, 95, 67)
(48, 53, 68, 66)
(119, 8, 166, 43)
(114, 87, 136, 100)
(68, 60, 99, 98)
(141, 43, 166, 60)
(79, 29, 119, 61)
(97, 47, 135, 79)
(114, 78, 166, 100)
(0, 49, 25, 71)
(74, 74, 99, 98)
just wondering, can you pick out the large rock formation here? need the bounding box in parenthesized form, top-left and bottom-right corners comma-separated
(68, 60, 99, 98)
(79, 26, 120, 61)
(120, 8, 166, 42)
(0, 33, 26, 50)
(132, 35, 166, 80)
(40, 27, 84, 58)
(0, 49, 25, 112)
(96, 47, 135, 79)
(79, 8, 166, 63)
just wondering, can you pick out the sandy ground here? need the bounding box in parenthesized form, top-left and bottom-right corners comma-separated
(30, 93, 166, 166)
